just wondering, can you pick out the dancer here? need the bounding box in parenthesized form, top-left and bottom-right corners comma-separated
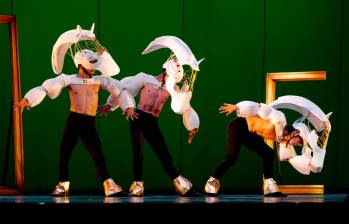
(14, 24, 133, 197)
(100, 36, 203, 196)
(204, 96, 331, 197)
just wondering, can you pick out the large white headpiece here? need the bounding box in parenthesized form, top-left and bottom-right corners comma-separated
(142, 35, 204, 85)
(270, 95, 332, 175)
(141, 36, 203, 131)
(51, 23, 119, 76)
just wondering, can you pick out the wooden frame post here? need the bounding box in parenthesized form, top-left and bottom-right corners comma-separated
(265, 71, 326, 194)
(0, 15, 24, 194)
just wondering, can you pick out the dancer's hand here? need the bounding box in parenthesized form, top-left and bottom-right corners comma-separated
(13, 98, 30, 113)
(219, 103, 237, 116)
(98, 104, 112, 116)
(181, 80, 189, 92)
(188, 128, 198, 144)
(124, 107, 139, 121)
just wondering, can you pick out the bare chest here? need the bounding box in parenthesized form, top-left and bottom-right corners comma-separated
(140, 83, 169, 102)
(68, 84, 100, 97)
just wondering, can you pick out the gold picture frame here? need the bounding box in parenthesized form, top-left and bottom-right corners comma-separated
(0, 15, 24, 194)
(265, 71, 326, 194)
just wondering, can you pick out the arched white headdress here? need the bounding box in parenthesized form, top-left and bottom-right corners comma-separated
(51, 23, 119, 76)
(142, 36, 204, 130)
(270, 95, 332, 175)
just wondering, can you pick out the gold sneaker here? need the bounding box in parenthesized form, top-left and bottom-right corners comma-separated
(173, 175, 192, 196)
(129, 181, 144, 196)
(263, 178, 286, 197)
(103, 178, 123, 197)
(204, 176, 220, 195)
(51, 181, 70, 197)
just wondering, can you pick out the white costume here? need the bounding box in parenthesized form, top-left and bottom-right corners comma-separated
(234, 96, 332, 175)
(24, 24, 132, 111)
(110, 35, 204, 132)
(235, 101, 287, 141)
(122, 36, 204, 196)
(25, 74, 123, 108)
(205, 100, 287, 196)
(108, 72, 200, 132)
(22, 24, 130, 197)
(204, 96, 331, 196)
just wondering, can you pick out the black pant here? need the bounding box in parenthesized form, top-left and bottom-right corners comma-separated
(130, 110, 179, 181)
(213, 117, 274, 179)
(59, 112, 109, 182)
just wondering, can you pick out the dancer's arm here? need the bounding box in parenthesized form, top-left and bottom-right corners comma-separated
(14, 74, 68, 112)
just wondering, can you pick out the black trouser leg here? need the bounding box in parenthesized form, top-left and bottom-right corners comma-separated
(59, 114, 79, 181)
(130, 118, 145, 181)
(212, 117, 246, 179)
(80, 117, 109, 183)
(243, 134, 274, 179)
(143, 120, 179, 179)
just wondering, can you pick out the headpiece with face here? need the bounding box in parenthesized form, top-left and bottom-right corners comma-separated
(271, 95, 332, 175)
(142, 36, 204, 131)
(292, 122, 309, 146)
(162, 55, 184, 83)
(51, 23, 119, 76)
(143, 36, 204, 89)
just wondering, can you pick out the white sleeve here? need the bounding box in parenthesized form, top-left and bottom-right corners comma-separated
(258, 103, 287, 140)
(120, 73, 147, 97)
(105, 73, 153, 111)
(165, 75, 191, 114)
(99, 76, 123, 96)
(183, 107, 200, 131)
(235, 101, 260, 117)
(106, 89, 136, 111)
(99, 76, 123, 109)
(118, 89, 136, 111)
(24, 74, 67, 108)
(236, 101, 287, 140)
(42, 74, 67, 99)
(105, 73, 147, 111)
(24, 86, 47, 108)
(105, 95, 120, 111)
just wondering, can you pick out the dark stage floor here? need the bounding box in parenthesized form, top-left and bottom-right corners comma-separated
(0, 194, 348, 220)
(0, 194, 347, 204)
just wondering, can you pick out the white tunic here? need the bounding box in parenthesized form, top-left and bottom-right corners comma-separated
(236, 100, 287, 141)
(109, 72, 200, 131)
(24, 74, 129, 110)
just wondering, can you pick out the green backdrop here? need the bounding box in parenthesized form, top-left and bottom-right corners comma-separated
(0, 0, 348, 194)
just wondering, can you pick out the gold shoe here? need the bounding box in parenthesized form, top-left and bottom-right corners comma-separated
(129, 181, 144, 196)
(204, 176, 220, 195)
(263, 178, 280, 195)
(51, 181, 70, 197)
(173, 175, 192, 196)
(103, 178, 123, 197)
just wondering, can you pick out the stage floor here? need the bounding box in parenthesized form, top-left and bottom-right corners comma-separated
(1, 194, 348, 220)
(0, 194, 347, 204)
